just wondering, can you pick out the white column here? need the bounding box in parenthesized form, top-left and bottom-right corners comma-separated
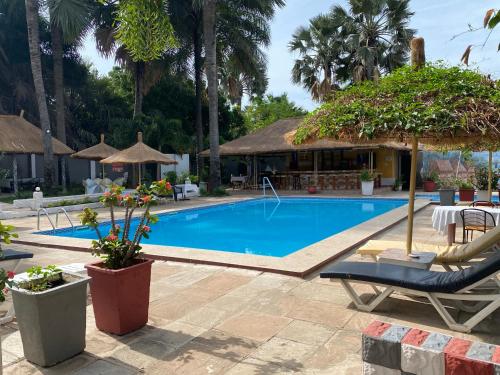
(30, 154, 36, 178)
(90, 160, 96, 179)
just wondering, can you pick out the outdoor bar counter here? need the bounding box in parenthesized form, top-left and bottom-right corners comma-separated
(264, 170, 382, 191)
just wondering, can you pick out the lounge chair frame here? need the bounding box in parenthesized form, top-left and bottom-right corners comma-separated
(335, 271, 500, 333)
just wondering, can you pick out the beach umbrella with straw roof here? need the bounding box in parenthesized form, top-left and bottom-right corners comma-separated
(294, 37, 500, 254)
(71, 134, 119, 178)
(100, 132, 177, 183)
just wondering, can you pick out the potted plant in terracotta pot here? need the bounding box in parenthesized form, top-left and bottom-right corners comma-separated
(80, 181, 172, 335)
(422, 171, 439, 192)
(360, 170, 375, 196)
(437, 177, 456, 206)
(9, 265, 89, 367)
(457, 178, 475, 202)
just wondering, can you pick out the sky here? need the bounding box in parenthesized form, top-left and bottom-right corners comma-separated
(80, 0, 499, 111)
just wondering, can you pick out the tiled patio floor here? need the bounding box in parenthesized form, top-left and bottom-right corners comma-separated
(1, 202, 499, 374)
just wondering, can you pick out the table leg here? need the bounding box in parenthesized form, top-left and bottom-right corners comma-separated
(447, 223, 456, 245)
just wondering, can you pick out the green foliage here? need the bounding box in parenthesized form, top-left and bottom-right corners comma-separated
(0, 221, 18, 252)
(21, 265, 63, 292)
(474, 165, 500, 190)
(46, 198, 94, 208)
(115, 0, 177, 62)
(360, 170, 375, 182)
(0, 268, 14, 302)
(81, 181, 171, 269)
(243, 94, 307, 132)
(296, 64, 500, 145)
(422, 171, 439, 182)
(164, 171, 177, 185)
(200, 186, 228, 197)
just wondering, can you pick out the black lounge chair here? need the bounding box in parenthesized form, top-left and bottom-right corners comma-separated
(320, 253, 500, 333)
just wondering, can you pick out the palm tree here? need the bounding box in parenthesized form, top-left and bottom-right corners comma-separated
(25, 0, 55, 187)
(289, 14, 345, 101)
(331, 0, 415, 81)
(201, 0, 285, 189)
(48, 0, 93, 145)
(202, 0, 220, 189)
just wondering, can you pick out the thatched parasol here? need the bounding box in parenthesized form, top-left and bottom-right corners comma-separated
(100, 132, 177, 183)
(295, 37, 500, 253)
(71, 134, 119, 178)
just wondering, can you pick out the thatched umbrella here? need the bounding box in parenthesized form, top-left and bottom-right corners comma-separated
(100, 132, 177, 183)
(294, 37, 500, 253)
(71, 134, 118, 178)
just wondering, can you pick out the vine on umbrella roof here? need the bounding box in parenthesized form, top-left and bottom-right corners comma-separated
(294, 63, 500, 146)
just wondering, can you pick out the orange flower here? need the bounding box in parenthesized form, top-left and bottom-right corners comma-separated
(143, 225, 151, 233)
(106, 234, 118, 241)
(142, 195, 152, 204)
(7, 271, 15, 279)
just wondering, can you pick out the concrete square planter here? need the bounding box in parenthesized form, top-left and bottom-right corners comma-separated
(10, 272, 90, 367)
(438, 189, 456, 206)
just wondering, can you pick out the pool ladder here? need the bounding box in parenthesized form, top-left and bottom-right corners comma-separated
(262, 177, 280, 203)
(37, 207, 74, 231)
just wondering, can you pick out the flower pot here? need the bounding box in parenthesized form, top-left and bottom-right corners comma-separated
(85, 258, 154, 335)
(458, 188, 475, 202)
(308, 186, 317, 194)
(438, 189, 456, 206)
(477, 190, 489, 201)
(10, 273, 89, 367)
(361, 180, 374, 196)
(423, 180, 437, 192)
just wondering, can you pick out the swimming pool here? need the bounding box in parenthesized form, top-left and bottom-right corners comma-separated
(40, 197, 407, 257)
(416, 193, 499, 202)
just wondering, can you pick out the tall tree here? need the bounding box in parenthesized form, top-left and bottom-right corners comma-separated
(25, 0, 55, 186)
(203, 0, 220, 190)
(331, 0, 415, 81)
(289, 14, 345, 101)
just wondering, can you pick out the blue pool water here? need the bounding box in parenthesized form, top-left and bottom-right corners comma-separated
(416, 193, 499, 203)
(40, 198, 407, 257)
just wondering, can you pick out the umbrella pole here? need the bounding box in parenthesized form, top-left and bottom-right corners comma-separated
(406, 137, 419, 254)
(488, 150, 493, 201)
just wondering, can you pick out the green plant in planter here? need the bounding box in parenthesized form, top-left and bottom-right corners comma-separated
(360, 170, 375, 182)
(392, 178, 401, 191)
(0, 220, 18, 301)
(474, 166, 499, 191)
(456, 178, 474, 190)
(80, 181, 172, 270)
(422, 171, 439, 182)
(20, 265, 63, 292)
(438, 176, 458, 190)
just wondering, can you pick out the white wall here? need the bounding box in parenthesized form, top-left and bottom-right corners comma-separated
(160, 154, 190, 177)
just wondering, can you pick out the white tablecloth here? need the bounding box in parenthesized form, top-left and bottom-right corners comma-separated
(431, 206, 500, 234)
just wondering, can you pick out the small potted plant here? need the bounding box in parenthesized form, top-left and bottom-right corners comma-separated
(437, 177, 456, 206)
(473, 166, 498, 201)
(80, 181, 172, 335)
(457, 178, 475, 202)
(9, 265, 89, 367)
(392, 178, 403, 191)
(360, 170, 375, 196)
(422, 171, 439, 192)
(308, 185, 318, 194)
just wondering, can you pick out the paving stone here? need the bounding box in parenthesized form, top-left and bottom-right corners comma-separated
(224, 356, 299, 374)
(276, 320, 335, 346)
(250, 337, 314, 371)
(305, 329, 361, 370)
(72, 359, 138, 375)
(179, 306, 234, 329)
(285, 299, 355, 329)
(215, 311, 291, 342)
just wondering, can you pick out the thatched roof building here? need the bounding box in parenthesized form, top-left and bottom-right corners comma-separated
(0, 115, 74, 155)
(201, 117, 411, 156)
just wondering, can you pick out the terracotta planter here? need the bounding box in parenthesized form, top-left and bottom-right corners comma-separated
(458, 188, 475, 202)
(86, 258, 154, 335)
(423, 180, 437, 192)
(308, 186, 317, 194)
